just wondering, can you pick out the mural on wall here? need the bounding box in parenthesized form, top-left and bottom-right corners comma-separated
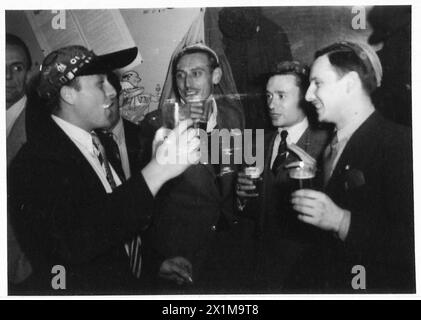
(119, 70, 162, 124)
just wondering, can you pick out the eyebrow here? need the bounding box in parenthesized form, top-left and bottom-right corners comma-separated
(176, 66, 208, 73)
(7, 61, 25, 67)
(267, 90, 287, 94)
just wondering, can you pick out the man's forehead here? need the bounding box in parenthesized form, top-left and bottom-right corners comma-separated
(310, 55, 336, 78)
(176, 52, 211, 69)
(6, 45, 27, 64)
(267, 74, 298, 90)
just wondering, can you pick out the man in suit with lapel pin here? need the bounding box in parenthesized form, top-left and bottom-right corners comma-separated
(236, 61, 330, 292)
(291, 41, 415, 292)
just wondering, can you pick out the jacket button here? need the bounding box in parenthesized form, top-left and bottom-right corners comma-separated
(211, 225, 217, 231)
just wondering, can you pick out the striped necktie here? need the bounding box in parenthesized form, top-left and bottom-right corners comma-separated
(97, 131, 126, 182)
(91, 131, 142, 279)
(323, 132, 339, 186)
(272, 130, 289, 174)
(91, 132, 117, 189)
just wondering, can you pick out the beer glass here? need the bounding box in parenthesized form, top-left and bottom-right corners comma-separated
(287, 161, 316, 190)
(243, 166, 263, 196)
(161, 99, 190, 129)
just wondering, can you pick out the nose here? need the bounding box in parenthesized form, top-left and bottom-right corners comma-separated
(185, 73, 194, 89)
(104, 79, 117, 100)
(305, 83, 315, 102)
(267, 96, 276, 110)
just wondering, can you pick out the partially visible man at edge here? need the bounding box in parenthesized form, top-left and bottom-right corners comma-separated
(6, 33, 33, 287)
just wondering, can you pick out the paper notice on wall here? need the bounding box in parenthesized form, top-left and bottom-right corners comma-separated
(25, 9, 142, 69)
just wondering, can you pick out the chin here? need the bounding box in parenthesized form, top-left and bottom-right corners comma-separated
(271, 120, 285, 127)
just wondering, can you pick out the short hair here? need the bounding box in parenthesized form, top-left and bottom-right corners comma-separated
(173, 47, 220, 76)
(6, 33, 32, 70)
(267, 61, 310, 96)
(315, 42, 379, 94)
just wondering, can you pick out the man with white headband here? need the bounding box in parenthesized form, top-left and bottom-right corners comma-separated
(8, 45, 200, 294)
(291, 41, 414, 292)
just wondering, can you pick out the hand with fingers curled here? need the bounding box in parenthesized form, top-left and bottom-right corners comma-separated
(158, 256, 194, 285)
(188, 101, 205, 121)
(236, 171, 259, 199)
(290, 189, 349, 233)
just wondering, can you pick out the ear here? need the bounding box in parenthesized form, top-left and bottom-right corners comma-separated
(212, 67, 222, 85)
(60, 85, 77, 105)
(345, 71, 360, 94)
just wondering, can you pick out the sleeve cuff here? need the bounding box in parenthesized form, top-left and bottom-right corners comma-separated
(337, 209, 351, 241)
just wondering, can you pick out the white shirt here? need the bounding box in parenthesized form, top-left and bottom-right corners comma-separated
(6, 95, 26, 137)
(51, 115, 122, 193)
(270, 117, 309, 168)
(207, 96, 218, 132)
(111, 118, 131, 179)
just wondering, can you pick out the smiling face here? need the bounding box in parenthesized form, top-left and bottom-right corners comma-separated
(69, 74, 118, 131)
(175, 52, 221, 102)
(266, 74, 306, 128)
(6, 44, 30, 109)
(305, 55, 349, 124)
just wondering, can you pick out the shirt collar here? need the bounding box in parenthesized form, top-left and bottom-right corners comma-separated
(207, 95, 218, 131)
(336, 108, 374, 142)
(51, 114, 96, 155)
(277, 117, 309, 144)
(6, 95, 27, 136)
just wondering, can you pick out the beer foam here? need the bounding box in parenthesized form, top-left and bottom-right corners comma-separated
(289, 169, 315, 179)
(245, 167, 262, 179)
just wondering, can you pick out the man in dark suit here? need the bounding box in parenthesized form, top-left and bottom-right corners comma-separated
(8, 45, 200, 294)
(6, 33, 33, 286)
(292, 41, 415, 293)
(144, 43, 246, 292)
(236, 61, 329, 292)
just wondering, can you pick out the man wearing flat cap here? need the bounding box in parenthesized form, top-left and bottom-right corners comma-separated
(8, 45, 200, 294)
(291, 41, 415, 292)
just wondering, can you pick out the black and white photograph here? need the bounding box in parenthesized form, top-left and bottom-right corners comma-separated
(3, 1, 417, 298)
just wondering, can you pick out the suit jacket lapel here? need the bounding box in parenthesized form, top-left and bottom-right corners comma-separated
(36, 117, 109, 193)
(7, 108, 27, 166)
(122, 119, 141, 173)
(326, 112, 379, 192)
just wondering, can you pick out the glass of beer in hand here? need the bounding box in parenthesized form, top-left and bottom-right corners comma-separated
(287, 161, 316, 190)
(187, 99, 213, 131)
(243, 166, 263, 196)
(162, 99, 190, 129)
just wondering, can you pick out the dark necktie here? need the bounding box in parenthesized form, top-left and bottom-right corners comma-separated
(323, 132, 339, 186)
(91, 131, 142, 278)
(97, 131, 126, 182)
(272, 130, 289, 174)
